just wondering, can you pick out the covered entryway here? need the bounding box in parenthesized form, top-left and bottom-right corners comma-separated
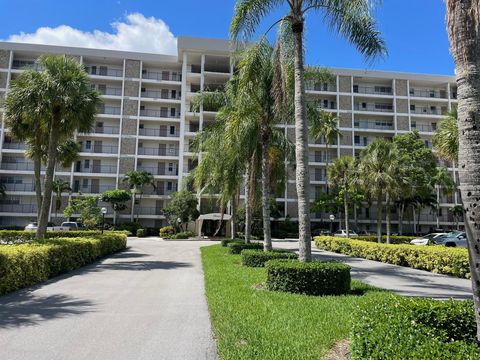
(196, 213, 231, 237)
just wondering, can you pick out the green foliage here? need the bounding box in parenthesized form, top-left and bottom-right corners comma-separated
(221, 239, 243, 247)
(0, 230, 126, 244)
(117, 222, 144, 235)
(433, 106, 459, 162)
(100, 189, 131, 211)
(63, 196, 102, 229)
(315, 236, 470, 278)
(163, 190, 200, 231)
(0, 233, 127, 295)
(311, 192, 342, 214)
(159, 225, 174, 236)
(241, 249, 298, 267)
(354, 235, 416, 244)
(227, 242, 263, 254)
(265, 260, 351, 296)
(350, 295, 479, 359)
(162, 231, 195, 240)
(136, 228, 146, 237)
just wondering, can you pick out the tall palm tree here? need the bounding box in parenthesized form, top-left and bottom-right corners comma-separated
(431, 167, 455, 229)
(449, 204, 464, 231)
(433, 106, 459, 163)
(52, 179, 71, 223)
(5, 55, 100, 239)
(231, 0, 386, 261)
(328, 156, 356, 237)
(123, 170, 155, 221)
(446, 0, 480, 339)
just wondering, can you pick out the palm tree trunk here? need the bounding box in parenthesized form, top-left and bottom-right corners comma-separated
(213, 205, 225, 237)
(33, 156, 42, 220)
(261, 136, 272, 251)
(37, 114, 60, 239)
(344, 189, 349, 237)
(136, 193, 142, 222)
(292, 23, 312, 262)
(385, 194, 391, 244)
(416, 207, 421, 235)
(130, 190, 135, 222)
(325, 144, 330, 194)
(244, 162, 252, 244)
(230, 194, 237, 240)
(376, 192, 382, 243)
(354, 204, 358, 231)
(398, 203, 404, 235)
(436, 186, 441, 229)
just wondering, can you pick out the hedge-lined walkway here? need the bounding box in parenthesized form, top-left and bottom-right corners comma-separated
(274, 240, 472, 299)
(0, 238, 217, 360)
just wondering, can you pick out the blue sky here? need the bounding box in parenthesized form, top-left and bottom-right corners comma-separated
(0, 0, 453, 75)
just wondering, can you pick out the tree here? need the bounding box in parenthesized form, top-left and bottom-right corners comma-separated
(433, 106, 459, 163)
(449, 204, 464, 231)
(52, 179, 71, 223)
(4, 55, 100, 239)
(446, 1, 480, 340)
(231, 0, 386, 261)
(100, 189, 131, 225)
(63, 196, 102, 229)
(431, 167, 455, 229)
(164, 190, 200, 232)
(123, 170, 155, 221)
(328, 156, 356, 236)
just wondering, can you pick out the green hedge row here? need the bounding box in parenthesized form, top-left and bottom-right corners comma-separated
(241, 249, 298, 267)
(0, 233, 127, 295)
(162, 231, 195, 240)
(351, 295, 479, 359)
(0, 230, 130, 244)
(265, 259, 351, 296)
(314, 236, 470, 278)
(221, 239, 243, 247)
(354, 235, 416, 244)
(227, 242, 263, 254)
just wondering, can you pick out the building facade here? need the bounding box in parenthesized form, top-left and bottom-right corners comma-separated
(0, 37, 461, 233)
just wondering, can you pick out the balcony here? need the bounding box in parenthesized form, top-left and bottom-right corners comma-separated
(138, 147, 179, 156)
(353, 85, 393, 96)
(142, 70, 181, 82)
(86, 66, 123, 78)
(306, 83, 336, 92)
(80, 144, 118, 154)
(139, 109, 180, 119)
(1, 182, 35, 191)
(2, 142, 26, 150)
(410, 107, 444, 115)
(411, 123, 436, 132)
(87, 125, 120, 135)
(204, 64, 230, 74)
(97, 105, 121, 116)
(136, 207, 165, 215)
(73, 184, 116, 193)
(183, 164, 197, 173)
(0, 203, 37, 213)
(141, 89, 181, 100)
(354, 120, 394, 131)
(410, 89, 447, 99)
(75, 165, 117, 174)
(12, 59, 41, 70)
(310, 173, 326, 182)
(138, 128, 179, 137)
(1, 162, 34, 171)
(186, 124, 200, 133)
(204, 84, 225, 92)
(354, 104, 393, 113)
(137, 166, 178, 176)
(98, 87, 122, 96)
(309, 154, 333, 163)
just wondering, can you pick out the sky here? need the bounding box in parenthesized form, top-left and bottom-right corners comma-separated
(0, 0, 453, 75)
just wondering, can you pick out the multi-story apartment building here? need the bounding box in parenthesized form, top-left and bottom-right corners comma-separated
(0, 37, 462, 234)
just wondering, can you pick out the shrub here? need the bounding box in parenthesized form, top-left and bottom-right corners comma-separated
(159, 225, 174, 237)
(117, 222, 144, 235)
(227, 242, 263, 254)
(0, 233, 127, 295)
(355, 235, 416, 244)
(163, 231, 195, 240)
(136, 228, 146, 237)
(221, 239, 243, 247)
(351, 295, 479, 359)
(265, 259, 351, 296)
(315, 236, 470, 278)
(0, 230, 128, 244)
(241, 249, 298, 267)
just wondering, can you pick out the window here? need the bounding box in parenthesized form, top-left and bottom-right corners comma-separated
(139, 123, 144, 129)
(409, 88, 415, 95)
(167, 182, 172, 191)
(138, 143, 143, 148)
(141, 87, 146, 92)
(171, 90, 176, 99)
(353, 85, 359, 93)
(170, 108, 176, 117)
(323, 100, 328, 108)
(96, 122, 103, 128)
(354, 135, 360, 144)
(140, 105, 145, 111)
(168, 163, 173, 172)
(170, 126, 175, 135)
(365, 208, 370, 219)
(84, 160, 90, 169)
(91, 66, 97, 75)
(82, 179, 88, 187)
(410, 104, 416, 111)
(85, 140, 91, 150)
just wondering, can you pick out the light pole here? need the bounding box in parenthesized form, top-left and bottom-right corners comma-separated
(101, 207, 107, 234)
(329, 214, 335, 235)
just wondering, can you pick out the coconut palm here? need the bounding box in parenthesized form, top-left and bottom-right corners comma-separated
(4, 55, 100, 239)
(433, 106, 458, 163)
(52, 179, 71, 223)
(231, 0, 386, 261)
(328, 156, 356, 237)
(123, 170, 156, 221)
(449, 204, 464, 231)
(431, 167, 455, 229)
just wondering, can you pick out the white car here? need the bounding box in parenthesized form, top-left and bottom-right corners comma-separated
(333, 229, 358, 237)
(410, 233, 447, 246)
(24, 222, 81, 231)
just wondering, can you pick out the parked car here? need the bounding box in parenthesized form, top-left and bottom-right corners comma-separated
(24, 221, 83, 231)
(434, 231, 467, 248)
(311, 228, 331, 241)
(333, 229, 358, 237)
(60, 222, 85, 230)
(410, 232, 447, 246)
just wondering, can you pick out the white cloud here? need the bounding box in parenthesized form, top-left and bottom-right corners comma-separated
(4, 13, 177, 55)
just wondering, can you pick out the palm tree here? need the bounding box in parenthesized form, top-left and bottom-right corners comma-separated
(431, 167, 455, 229)
(4, 55, 100, 239)
(328, 156, 356, 237)
(433, 106, 458, 163)
(449, 204, 464, 231)
(231, 0, 386, 261)
(52, 179, 71, 223)
(123, 170, 155, 221)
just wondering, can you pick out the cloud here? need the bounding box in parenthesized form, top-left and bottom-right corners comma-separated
(5, 13, 177, 55)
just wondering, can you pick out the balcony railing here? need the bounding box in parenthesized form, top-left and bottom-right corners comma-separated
(410, 89, 447, 99)
(1, 183, 35, 191)
(354, 104, 393, 113)
(353, 85, 393, 95)
(136, 206, 165, 215)
(75, 165, 117, 174)
(99, 87, 122, 96)
(0, 204, 37, 213)
(139, 109, 180, 118)
(137, 166, 178, 176)
(12, 60, 41, 70)
(97, 106, 121, 115)
(306, 83, 336, 92)
(354, 121, 394, 130)
(204, 64, 230, 73)
(141, 90, 180, 100)
(183, 164, 198, 173)
(73, 184, 116, 193)
(411, 124, 436, 132)
(2, 142, 26, 150)
(138, 128, 179, 137)
(1, 162, 34, 171)
(309, 154, 333, 163)
(80, 145, 119, 154)
(310, 173, 326, 182)
(411, 107, 443, 115)
(186, 124, 200, 133)
(138, 147, 179, 156)
(142, 71, 181, 82)
(87, 67, 123, 77)
(87, 126, 120, 135)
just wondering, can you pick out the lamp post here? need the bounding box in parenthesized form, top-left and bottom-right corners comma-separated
(101, 207, 107, 234)
(329, 214, 335, 235)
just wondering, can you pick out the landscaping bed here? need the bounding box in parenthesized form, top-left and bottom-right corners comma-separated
(354, 235, 416, 244)
(241, 249, 297, 267)
(0, 232, 127, 295)
(315, 236, 470, 278)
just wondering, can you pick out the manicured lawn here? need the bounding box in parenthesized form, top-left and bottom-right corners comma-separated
(201, 244, 389, 360)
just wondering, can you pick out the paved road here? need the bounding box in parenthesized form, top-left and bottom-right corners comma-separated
(0, 238, 217, 360)
(274, 240, 473, 299)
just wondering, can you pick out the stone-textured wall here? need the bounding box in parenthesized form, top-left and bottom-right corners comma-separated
(396, 116, 410, 131)
(0, 72, 7, 88)
(340, 131, 352, 146)
(0, 50, 10, 69)
(124, 81, 139, 97)
(339, 96, 352, 111)
(287, 202, 298, 218)
(395, 79, 408, 96)
(125, 60, 141, 78)
(396, 99, 408, 114)
(287, 183, 297, 198)
(121, 118, 137, 135)
(119, 157, 135, 174)
(120, 138, 136, 155)
(339, 113, 351, 128)
(123, 99, 138, 116)
(338, 76, 351, 93)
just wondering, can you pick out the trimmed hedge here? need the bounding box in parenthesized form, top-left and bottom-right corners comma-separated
(351, 295, 479, 359)
(0, 233, 127, 295)
(227, 242, 263, 254)
(265, 259, 351, 296)
(162, 231, 195, 240)
(355, 235, 416, 244)
(136, 228, 147, 237)
(241, 249, 298, 267)
(221, 239, 243, 247)
(315, 236, 470, 278)
(0, 230, 130, 244)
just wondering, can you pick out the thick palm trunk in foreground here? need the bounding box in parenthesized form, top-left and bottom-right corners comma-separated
(293, 23, 312, 262)
(261, 137, 272, 251)
(446, 0, 480, 340)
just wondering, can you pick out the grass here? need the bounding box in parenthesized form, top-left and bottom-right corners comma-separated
(201, 244, 390, 360)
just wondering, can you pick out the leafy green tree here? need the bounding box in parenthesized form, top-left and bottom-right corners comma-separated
(100, 189, 132, 225)
(123, 170, 155, 221)
(431, 167, 455, 229)
(231, 0, 386, 261)
(433, 106, 458, 163)
(164, 190, 200, 232)
(449, 204, 464, 231)
(63, 196, 102, 229)
(5, 55, 100, 239)
(52, 179, 71, 223)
